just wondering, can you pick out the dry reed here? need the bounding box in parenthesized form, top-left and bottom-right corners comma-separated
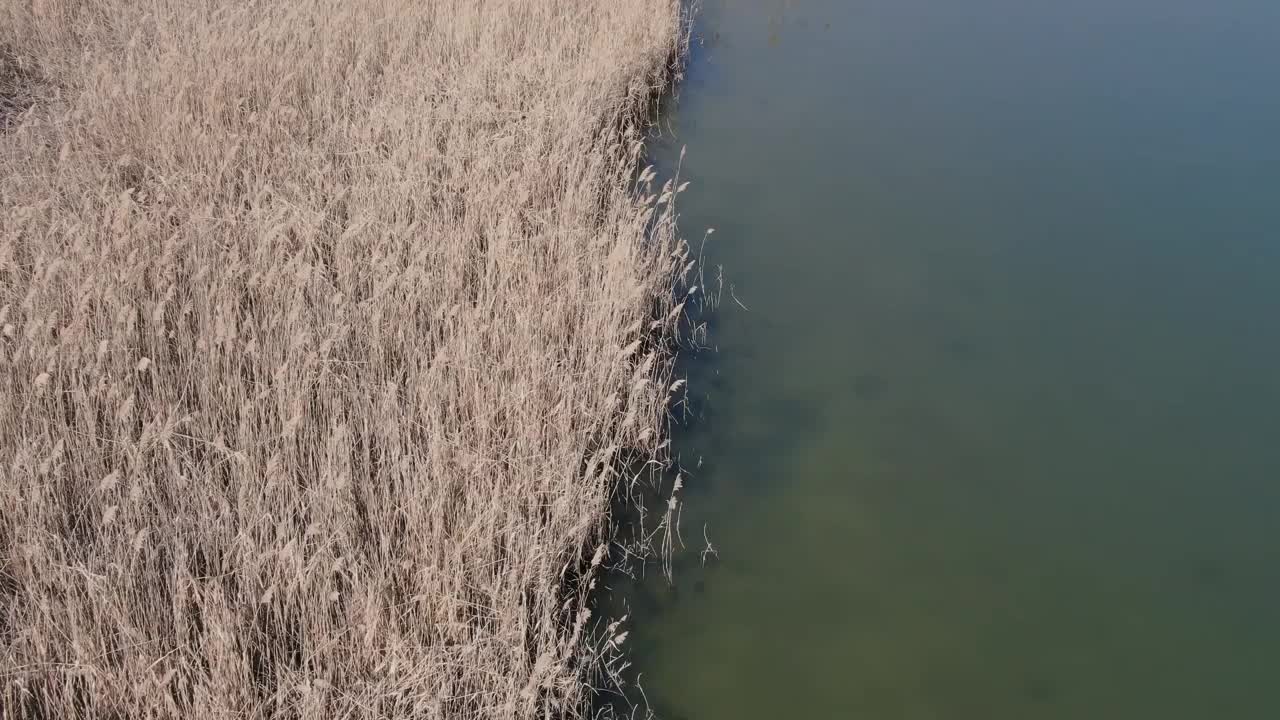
(0, 1, 692, 717)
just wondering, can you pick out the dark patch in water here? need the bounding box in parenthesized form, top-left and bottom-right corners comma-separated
(853, 373, 888, 400)
(647, 697, 691, 720)
(672, 549, 707, 578)
(693, 579, 706, 594)
(625, 580, 662, 620)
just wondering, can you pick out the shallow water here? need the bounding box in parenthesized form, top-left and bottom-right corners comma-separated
(611, 0, 1280, 717)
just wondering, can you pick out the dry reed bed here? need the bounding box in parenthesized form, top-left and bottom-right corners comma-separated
(0, 1, 690, 717)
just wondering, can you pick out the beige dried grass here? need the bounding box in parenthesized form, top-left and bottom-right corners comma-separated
(0, 1, 692, 717)
(0, 46, 37, 132)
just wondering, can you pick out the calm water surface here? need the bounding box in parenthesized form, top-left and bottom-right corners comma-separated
(612, 0, 1280, 717)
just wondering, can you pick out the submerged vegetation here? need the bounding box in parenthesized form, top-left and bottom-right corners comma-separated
(0, 0, 692, 717)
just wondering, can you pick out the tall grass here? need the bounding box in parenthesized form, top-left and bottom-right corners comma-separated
(0, 1, 691, 717)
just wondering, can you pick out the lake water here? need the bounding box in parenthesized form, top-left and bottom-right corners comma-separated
(610, 0, 1280, 717)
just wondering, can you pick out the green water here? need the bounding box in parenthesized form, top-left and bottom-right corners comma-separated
(611, 0, 1280, 717)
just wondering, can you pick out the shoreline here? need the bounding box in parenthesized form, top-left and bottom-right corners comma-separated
(0, 2, 688, 717)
